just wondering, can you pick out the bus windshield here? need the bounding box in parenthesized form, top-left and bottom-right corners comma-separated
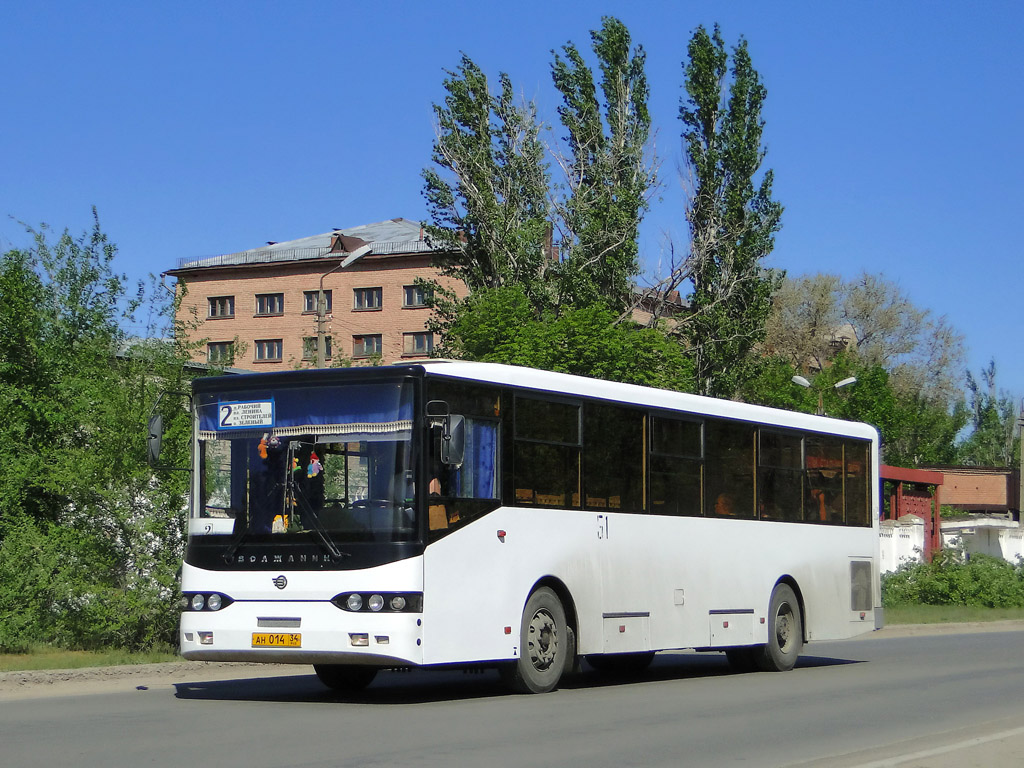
(193, 380, 417, 543)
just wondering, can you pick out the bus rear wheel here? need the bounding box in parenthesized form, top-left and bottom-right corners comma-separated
(313, 664, 378, 691)
(755, 583, 803, 672)
(502, 587, 568, 694)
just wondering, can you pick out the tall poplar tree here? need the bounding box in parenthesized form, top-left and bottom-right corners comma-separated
(421, 19, 672, 386)
(421, 54, 552, 314)
(550, 16, 656, 313)
(678, 25, 783, 398)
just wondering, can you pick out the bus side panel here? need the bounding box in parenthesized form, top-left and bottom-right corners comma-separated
(420, 509, 880, 665)
(421, 507, 603, 666)
(598, 515, 880, 648)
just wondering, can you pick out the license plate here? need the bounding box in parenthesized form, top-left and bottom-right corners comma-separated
(252, 632, 301, 648)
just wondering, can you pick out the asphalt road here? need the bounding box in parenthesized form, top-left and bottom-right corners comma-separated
(3, 625, 1024, 768)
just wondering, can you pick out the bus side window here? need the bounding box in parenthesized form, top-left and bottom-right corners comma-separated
(512, 397, 581, 509)
(584, 404, 643, 514)
(704, 420, 755, 518)
(806, 436, 844, 524)
(757, 430, 802, 521)
(649, 415, 702, 517)
(844, 440, 870, 526)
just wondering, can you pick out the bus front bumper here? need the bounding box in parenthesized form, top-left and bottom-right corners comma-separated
(180, 600, 424, 666)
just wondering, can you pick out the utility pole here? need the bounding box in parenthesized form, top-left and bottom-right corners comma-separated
(315, 245, 371, 367)
(1018, 398, 1023, 517)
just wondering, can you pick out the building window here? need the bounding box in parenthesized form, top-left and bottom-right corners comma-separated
(207, 341, 234, 364)
(403, 285, 427, 308)
(255, 293, 284, 316)
(304, 290, 331, 314)
(403, 331, 433, 356)
(353, 334, 383, 358)
(254, 339, 283, 362)
(354, 287, 383, 311)
(302, 336, 332, 360)
(208, 296, 234, 318)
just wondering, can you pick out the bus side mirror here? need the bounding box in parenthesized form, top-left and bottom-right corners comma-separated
(427, 400, 465, 467)
(147, 413, 163, 467)
(441, 415, 465, 467)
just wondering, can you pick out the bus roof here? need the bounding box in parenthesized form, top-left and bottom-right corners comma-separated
(192, 359, 878, 442)
(418, 360, 878, 442)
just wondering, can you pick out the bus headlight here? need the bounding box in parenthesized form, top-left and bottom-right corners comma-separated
(182, 592, 235, 611)
(332, 592, 423, 613)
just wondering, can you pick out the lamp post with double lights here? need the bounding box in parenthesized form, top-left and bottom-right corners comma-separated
(792, 374, 857, 416)
(316, 244, 371, 368)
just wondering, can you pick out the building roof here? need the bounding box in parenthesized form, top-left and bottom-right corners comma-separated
(167, 218, 432, 274)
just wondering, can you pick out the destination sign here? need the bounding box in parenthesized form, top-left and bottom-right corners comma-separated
(218, 400, 274, 429)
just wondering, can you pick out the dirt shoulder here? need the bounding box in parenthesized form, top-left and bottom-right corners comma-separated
(4, 620, 1023, 701)
(0, 660, 304, 701)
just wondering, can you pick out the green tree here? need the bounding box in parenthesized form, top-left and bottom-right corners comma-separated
(435, 285, 690, 390)
(759, 272, 969, 465)
(0, 213, 193, 652)
(422, 18, 666, 388)
(958, 361, 1021, 467)
(740, 352, 965, 467)
(675, 24, 783, 398)
(422, 54, 552, 312)
(549, 16, 656, 313)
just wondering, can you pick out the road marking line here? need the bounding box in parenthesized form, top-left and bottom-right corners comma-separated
(850, 725, 1024, 768)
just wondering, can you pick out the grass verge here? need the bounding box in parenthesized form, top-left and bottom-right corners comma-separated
(0, 647, 179, 673)
(885, 604, 1024, 625)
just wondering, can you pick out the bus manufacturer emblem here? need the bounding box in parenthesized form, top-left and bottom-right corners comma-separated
(273, 575, 287, 590)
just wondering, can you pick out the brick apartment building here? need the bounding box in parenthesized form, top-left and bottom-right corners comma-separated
(166, 219, 464, 371)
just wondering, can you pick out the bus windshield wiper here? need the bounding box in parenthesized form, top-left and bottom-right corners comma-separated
(222, 523, 249, 562)
(291, 486, 349, 560)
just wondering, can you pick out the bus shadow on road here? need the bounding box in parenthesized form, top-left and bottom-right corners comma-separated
(173, 651, 864, 705)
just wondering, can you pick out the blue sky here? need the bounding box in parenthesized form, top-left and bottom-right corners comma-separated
(2, 1, 1021, 402)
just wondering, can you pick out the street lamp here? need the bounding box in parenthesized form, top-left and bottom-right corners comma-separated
(792, 375, 857, 416)
(317, 244, 371, 367)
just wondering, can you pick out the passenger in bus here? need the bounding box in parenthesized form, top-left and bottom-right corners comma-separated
(809, 487, 827, 521)
(714, 493, 736, 516)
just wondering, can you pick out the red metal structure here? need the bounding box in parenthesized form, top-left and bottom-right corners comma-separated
(880, 465, 943, 560)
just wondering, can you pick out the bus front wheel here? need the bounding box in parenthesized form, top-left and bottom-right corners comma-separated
(313, 664, 378, 691)
(755, 583, 803, 672)
(502, 587, 568, 694)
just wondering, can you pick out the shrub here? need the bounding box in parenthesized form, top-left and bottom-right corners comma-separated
(882, 552, 1024, 609)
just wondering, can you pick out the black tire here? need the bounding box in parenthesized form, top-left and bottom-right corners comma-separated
(724, 647, 759, 672)
(586, 651, 655, 674)
(755, 583, 803, 672)
(502, 587, 568, 694)
(313, 664, 378, 691)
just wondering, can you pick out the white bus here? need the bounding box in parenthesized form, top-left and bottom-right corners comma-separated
(179, 360, 882, 693)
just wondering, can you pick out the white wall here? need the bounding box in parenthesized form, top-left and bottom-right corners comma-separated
(941, 517, 1024, 564)
(880, 515, 925, 573)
